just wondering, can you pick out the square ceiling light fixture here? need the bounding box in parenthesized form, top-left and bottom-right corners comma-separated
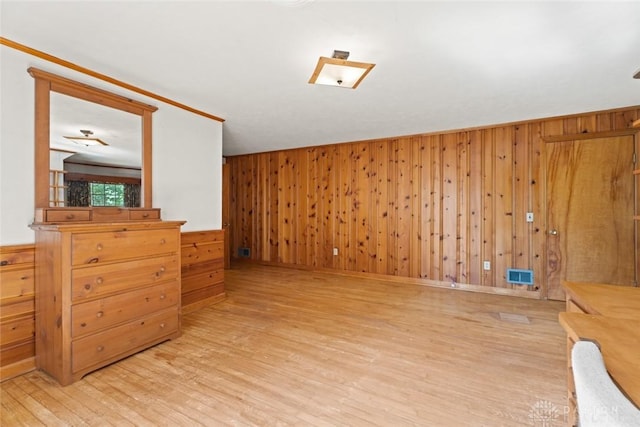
(63, 129, 108, 147)
(308, 50, 375, 89)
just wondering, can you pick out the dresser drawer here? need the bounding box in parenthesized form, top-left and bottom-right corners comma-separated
(91, 208, 129, 222)
(45, 209, 91, 223)
(71, 228, 179, 266)
(71, 255, 179, 301)
(71, 282, 179, 337)
(72, 308, 178, 373)
(129, 209, 161, 220)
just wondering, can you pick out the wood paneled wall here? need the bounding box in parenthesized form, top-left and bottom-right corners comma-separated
(227, 106, 640, 297)
(180, 230, 226, 313)
(0, 244, 36, 381)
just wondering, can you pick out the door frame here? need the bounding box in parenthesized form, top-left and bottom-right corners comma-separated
(542, 128, 640, 300)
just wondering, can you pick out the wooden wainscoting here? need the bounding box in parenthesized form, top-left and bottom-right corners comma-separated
(180, 230, 226, 313)
(0, 244, 36, 381)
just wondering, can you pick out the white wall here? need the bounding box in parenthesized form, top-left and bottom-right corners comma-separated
(0, 45, 223, 245)
(154, 104, 222, 232)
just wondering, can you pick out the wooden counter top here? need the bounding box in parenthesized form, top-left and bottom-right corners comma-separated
(559, 312, 640, 408)
(562, 281, 640, 319)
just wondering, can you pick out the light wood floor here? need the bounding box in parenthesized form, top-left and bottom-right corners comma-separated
(1, 264, 568, 426)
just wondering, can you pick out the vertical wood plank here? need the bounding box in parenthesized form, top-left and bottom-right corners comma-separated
(321, 147, 335, 268)
(512, 124, 529, 290)
(396, 138, 412, 277)
(410, 137, 422, 279)
(419, 136, 433, 279)
(308, 148, 319, 267)
(355, 143, 370, 272)
(387, 140, 399, 275)
(481, 129, 495, 286)
(493, 126, 514, 288)
(430, 136, 442, 281)
(457, 132, 470, 284)
(339, 144, 352, 271)
(441, 133, 458, 283)
(367, 142, 379, 274)
(269, 152, 279, 262)
(468, 130, 482, 285)
(296, 151, 308, 266)
(375, 141, 389, 275)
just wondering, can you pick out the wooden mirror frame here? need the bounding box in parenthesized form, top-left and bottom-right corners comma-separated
(29, 67, 157, 209)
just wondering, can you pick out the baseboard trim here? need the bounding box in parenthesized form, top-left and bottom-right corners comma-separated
(0, 357, 35, 382)
(182, 293, 227, 315)
(232, 258, 542, 300)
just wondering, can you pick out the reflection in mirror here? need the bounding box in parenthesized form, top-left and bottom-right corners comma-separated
(30, 67, 157, 210)
(49, 92, 142, 207)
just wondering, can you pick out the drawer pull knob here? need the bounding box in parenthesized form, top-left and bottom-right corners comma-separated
(160, 323, 166, 329)
(80, 322, 87, 327)
(88, 257, 99, 264)
(96, 311, 104, 318)
(160, 266, 166, 273)
(84, 284, 91, 290)
(96, 277, 104, 285)
(160, 239, 166, 244)
(66, 214, 75, 219)
(142, 213, 149, 218)
(96, 244, 103, 251)
(160, 294, 166, 300)
(96, 345, 104, 352)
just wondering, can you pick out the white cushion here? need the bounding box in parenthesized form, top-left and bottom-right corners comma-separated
(572, 341, 640, 427)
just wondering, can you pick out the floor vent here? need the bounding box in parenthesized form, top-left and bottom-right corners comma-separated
(238, 247, 251, 257)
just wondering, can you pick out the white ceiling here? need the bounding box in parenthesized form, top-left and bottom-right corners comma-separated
(50, 92, 142, 168)
(2, 1, 640, 157)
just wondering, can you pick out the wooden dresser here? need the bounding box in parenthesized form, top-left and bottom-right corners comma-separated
(559, 281, 640, 426)
(30, 220, 184, 386)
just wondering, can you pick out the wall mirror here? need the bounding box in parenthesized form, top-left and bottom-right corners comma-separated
(30, 67, 157, 209)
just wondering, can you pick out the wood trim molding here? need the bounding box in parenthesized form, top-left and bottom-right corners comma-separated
(542, 128, 639, 143)
(633, 118, 640, 128)
(0, 357, 36, 382)
(29, 67, 157, 114)
(1, 36, 225, 123)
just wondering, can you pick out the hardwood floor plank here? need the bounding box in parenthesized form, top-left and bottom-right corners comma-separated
(3, 377, 70, 426)
(1, 264, 566, 426)
(1, 382, 46, 426)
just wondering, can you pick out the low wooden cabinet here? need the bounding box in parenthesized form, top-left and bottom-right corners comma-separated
(560, 280, 640, 427)
(30, 220, 184, 385)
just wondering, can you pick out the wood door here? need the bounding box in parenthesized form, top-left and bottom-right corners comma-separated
(546, 135, 636, 300)
(222, 163, 231, 269)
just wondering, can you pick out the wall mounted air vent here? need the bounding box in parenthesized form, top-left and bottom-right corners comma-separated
(506, 268, 534, 285)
